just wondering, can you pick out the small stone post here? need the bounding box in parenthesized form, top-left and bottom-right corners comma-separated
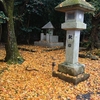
(41, 33, 44, 41)
(46, 33, 50, 42)
(55, 0, 95, 84)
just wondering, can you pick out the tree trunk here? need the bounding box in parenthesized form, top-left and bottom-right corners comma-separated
(90, 15, 100, 49)
(1, 0, 24, 64)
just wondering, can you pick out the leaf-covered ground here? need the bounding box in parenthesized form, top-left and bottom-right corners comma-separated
(0, 45, 100, 100)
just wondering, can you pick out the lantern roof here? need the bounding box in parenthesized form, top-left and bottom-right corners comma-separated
(42, 21, 54, 29)
(55, 0, 95, 12)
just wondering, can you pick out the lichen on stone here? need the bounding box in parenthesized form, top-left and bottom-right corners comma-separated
(55, 0, 95, 12)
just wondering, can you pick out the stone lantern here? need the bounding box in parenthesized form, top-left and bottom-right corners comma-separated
(42, 21, 54, 42)
(54, 0, 95, 84)
(34, 21, 64, 47)
(42, 21, 54, 35)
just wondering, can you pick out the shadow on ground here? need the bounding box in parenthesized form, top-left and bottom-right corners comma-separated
(76, 92, 100, 100)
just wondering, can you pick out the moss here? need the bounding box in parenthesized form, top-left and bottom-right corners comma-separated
(17, 56, 25, 64)
(6, 55, 24, 64)
(55, 0, 95, 12)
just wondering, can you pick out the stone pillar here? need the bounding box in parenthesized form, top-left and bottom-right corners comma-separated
(66, 30, 80, 64)
(46, 33, 50, 42)
(58, 10, 86, 76)
(48, 29, 53, 42)
(49, 29, 53, 36)
(41, 33, 44, 41)
(50, 35, 52, 43)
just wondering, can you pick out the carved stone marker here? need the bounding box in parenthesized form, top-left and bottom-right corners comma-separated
(54, 0, 95, 84)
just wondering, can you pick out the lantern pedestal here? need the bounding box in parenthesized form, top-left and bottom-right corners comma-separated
(52, 71, 90, 85)
(58, 62, 85, 76)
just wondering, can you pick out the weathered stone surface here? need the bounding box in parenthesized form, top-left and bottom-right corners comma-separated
(58, 62, 85, 76)
(65, 30, 80, 64)
(34, 41, 64, 48)
(91, 56, 98, 60)
(79, 53, 98, 60)
(62, 21, 86, 30)
(55, 0, 95, 12)
(52, 71, 90, 85)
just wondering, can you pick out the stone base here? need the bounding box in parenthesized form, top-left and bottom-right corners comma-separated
(34, 41, 64, 48)
(58, 62, 85, 76)
(52, 71, 90, 85)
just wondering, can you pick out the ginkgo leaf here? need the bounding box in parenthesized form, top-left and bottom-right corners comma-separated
(0, 45, 99, 99)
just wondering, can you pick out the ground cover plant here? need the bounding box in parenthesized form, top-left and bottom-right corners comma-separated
(0, 45, 100, 99)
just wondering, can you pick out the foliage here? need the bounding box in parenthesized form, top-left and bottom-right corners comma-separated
(89, 0, 100, 14)
(80, 0, 100, 49)
(0, 11, 8, 23)
(0, 45, 100, 99)
(14, 0, 64, 44)
(13, 0, 100, 46)
(14, 0, 45, 42)
(21, 27, 32, 33)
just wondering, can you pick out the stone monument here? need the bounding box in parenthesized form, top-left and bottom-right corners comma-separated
(54, 0, 95, 84)
(34, 21, 64, 47)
